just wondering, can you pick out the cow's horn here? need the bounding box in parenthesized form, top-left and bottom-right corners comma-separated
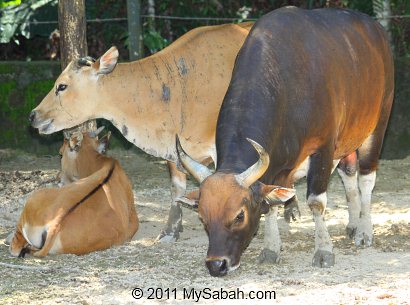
(235, 138, 270, 187)
(88, 126, 105, 138)
(176, 135, 212, 183)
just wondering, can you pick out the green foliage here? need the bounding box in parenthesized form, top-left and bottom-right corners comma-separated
(1, 0, 21, 8)
(342, 0, 373, 15)
(24, 79, 53, 112)
(143, 29, 169, 54)
(0, 0, 57, 44)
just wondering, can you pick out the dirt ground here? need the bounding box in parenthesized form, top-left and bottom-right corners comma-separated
(0, 148, 409, 305)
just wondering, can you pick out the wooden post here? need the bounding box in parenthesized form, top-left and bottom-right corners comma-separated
(126, 0, 143, 60)
(58, 0, 96, 136)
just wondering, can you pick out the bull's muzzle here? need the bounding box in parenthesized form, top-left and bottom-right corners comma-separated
(206, 258, 228, 277)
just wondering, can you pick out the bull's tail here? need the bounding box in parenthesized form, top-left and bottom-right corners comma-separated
(33, 161, 116, 257)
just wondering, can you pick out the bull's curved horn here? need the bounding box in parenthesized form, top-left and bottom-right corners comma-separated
(234, 138, 270, 187)
(176, 135, 212, 183)
(88, 126, 105, 138)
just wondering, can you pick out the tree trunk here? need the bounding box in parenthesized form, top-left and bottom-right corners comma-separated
(373, 0, 393, 51)
(58, 0, 96, 137)
(147, 0, 155, 32)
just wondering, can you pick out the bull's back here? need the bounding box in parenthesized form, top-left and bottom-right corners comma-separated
(218, 7, 393, 170)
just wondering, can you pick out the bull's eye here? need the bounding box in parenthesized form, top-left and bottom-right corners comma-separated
(235, 210, 245, 223)
(56, 84, 68, 95)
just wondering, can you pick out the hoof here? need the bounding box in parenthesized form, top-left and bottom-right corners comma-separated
(354, 232, 372, 247)
(312, 250, 335, 268)
(346, 225, 357, 240)
(155, 229, 180, 243)
(257, 248, 280, 264)
(354, 219, 373, 247)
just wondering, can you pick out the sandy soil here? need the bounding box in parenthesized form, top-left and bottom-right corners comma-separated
(0, 148, 409, 305)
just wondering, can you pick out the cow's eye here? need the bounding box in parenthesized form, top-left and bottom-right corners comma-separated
(56, 84, 68, 95)
(58, 84, 67, 91)
(234, 210, 245, 223)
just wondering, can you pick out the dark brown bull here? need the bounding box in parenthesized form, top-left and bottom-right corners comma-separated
(177, 7, 394, 277)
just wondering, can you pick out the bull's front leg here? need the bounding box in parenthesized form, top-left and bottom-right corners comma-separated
(307, 147, 335, 268)
(156, 161, 186, 242)
(258, 206, 281, 264)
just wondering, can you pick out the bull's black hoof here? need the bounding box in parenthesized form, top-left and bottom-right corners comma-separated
(346, 225, 357, 239)
(257, 248, 280, 264)
(284, 199, 301, 223)
(312, 250, 335, 268)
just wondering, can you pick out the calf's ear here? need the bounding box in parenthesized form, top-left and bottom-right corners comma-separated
(93, 46, 119, 75)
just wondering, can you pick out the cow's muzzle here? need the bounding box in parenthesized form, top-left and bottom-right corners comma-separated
(29, 111, 54, 134)
(29, 110, 36, 124)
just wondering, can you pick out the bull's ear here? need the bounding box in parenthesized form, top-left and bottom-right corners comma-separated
(93, 46, 119, 75)
(176, 190, 199, 211)
(261, 184, 296, 205)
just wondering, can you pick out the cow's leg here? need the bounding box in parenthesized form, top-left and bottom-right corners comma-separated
(258, 207, 281, 264)
(156, 161, 186, 242)
(337, 152, 361, 239)
(308, 146, 335, 268)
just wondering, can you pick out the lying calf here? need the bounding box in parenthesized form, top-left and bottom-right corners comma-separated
(10, 130, 138, 257)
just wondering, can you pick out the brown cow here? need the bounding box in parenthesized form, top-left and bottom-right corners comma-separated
(10, 131, 138, 257)
(29, 22, 253, 242)
(177, 7, 394, 276)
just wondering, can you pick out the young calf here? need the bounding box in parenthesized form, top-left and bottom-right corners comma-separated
(10, 131, 138, 257)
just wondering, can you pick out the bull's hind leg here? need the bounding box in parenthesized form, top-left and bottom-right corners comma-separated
(156, 161, 186, 242)
(308, 145, 335, 267)
(355, 91, 392, 246)
(354, 135, 381, 246)
(337, 152, 361, 239)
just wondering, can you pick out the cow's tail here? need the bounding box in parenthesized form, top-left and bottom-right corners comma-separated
(32, 161, 116, 257)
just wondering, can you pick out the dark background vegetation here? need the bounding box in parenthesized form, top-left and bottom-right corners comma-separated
(2, 0, 410, 60)
(0, 0, 409, 158)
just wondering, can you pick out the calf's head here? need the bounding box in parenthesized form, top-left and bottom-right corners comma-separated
(29, 47, 119, 134)
(59, 127, 110, 184)
(176, 137, 295, 277)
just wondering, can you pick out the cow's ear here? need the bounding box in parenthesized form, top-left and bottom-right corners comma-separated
(93, 46, 118, 75)
(97, 131, 111, 154)
(176, 190, 199, 211)
(260, 184, 296, 205)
